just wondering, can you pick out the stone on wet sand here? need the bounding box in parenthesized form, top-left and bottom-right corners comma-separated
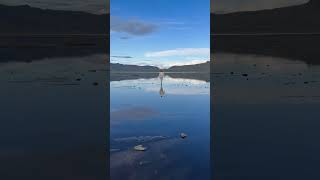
(134, 145, 147, 151)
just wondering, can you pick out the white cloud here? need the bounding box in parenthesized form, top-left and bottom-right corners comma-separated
(110, 58, 208, 69)
(145, 48, 210, 58)
(153, 60, 207, 68)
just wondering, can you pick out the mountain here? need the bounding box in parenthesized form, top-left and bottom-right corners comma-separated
(110, 61, 210, 73)
(212, 0, 320, 33)
(166, 61, 210, 72)
(212, 35, 320, 65)
(0, 4, 108, 34)
(110, 62, 210, 82)
(110, 63, 160, 72)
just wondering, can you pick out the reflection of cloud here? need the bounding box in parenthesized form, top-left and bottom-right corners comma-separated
(145, 87, 209, 95)
(120, 36, 130, 40)
(111, 138, 180, 171)
(111, 107, 159, 121)
(113, 136, 168, 143)
(145, 48, 209, 58)
(111, 16, 157, 36)
(111, 77, 209, 95)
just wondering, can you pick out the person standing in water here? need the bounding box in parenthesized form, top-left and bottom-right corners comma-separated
(159, 70, 165, 97)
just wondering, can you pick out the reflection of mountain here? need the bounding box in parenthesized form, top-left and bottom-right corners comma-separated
(212, 35, 320, 65)
(111, 62, 210, 72)
(166, 61, 210, 72)
(0, 4, 108, 34)
(212, 0, 320, 33)
(0, 44, 107, 63)
(110, 62, 210, 82)
(111, 72, 209, 82)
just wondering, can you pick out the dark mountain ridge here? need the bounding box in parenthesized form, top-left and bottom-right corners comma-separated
(110, 62, 210, 82)
(166, 61, 210, 72)
(110, 63, 160, 72)
(0, 4, 108, 34)
(212, 0, 320, 33)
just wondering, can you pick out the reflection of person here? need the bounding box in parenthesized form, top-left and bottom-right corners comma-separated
(159, 71, 165, 97)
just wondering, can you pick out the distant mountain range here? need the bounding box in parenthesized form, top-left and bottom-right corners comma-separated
(165, 61, 210, 72)
(212, 0, 320, 33)
(0, 4, 108, 34)
(111, 61, 210, 72)
(110, 62, 210, 82)
(111, 63, 159, 72)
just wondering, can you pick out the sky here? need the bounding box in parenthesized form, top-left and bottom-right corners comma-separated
(110, 0, 210, 68)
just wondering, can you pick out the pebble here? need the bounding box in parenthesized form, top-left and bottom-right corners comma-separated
(134, 145, 147, 151)
(180, 133, 188, 139)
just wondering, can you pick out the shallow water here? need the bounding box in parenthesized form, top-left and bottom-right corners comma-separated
(110, 73, 210, 180)
(0, 50, 108, 179)
(212, 51, 320, 180)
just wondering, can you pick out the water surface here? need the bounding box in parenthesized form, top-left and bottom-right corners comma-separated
(110, 73, 210, 180)
(212, 44, 320, 180)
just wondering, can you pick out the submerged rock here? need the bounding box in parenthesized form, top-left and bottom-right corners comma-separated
(139, 161, 151, 166)
(134, 145, 147, 151)
(180, 133, 187, 139)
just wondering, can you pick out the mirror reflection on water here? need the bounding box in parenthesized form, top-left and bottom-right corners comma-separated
(110, 72, 210, 180)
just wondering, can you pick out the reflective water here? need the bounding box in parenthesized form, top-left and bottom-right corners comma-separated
(110, 73, 210, 180)
(0, 50, 108, 179)
(212, 51, 320, 180)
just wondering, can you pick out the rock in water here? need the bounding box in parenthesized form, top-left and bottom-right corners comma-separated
(139, 161, 151, 166)
(180, 133, 187, 139)
(134, 145, 147, 151)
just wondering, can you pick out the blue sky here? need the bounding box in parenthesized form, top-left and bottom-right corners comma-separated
(110, 0, 210, 68)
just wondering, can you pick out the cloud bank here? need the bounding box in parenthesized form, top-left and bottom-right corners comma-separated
(145, 48, 210, 58)
(111, 16, 158, 36)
